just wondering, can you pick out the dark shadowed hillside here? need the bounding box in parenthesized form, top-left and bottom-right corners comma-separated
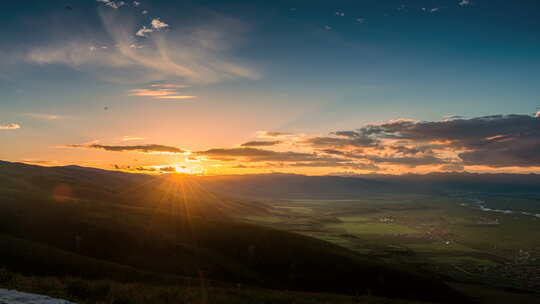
(0, 161, 469, 303)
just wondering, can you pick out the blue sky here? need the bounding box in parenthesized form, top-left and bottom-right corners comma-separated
(1, 0, 540, 174)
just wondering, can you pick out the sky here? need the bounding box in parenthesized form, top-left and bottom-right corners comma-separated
(1, 0, 540, 175)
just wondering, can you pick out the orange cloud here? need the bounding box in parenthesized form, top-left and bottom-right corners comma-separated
(128, 87, 196, 100)
(0, 123, 21, 130)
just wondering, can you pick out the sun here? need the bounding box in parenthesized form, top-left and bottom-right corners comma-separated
(172, 164, 205, 175)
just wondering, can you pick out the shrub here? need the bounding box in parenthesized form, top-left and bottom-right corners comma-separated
(0, 268, 15, 285)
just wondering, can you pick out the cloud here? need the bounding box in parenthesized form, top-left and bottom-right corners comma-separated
(26, 114, 59, 120)
(430, 8, 440, 13)
(324, 25, 332, 31)
(240, 140, 282, 147)
(459, 0, 470, 7)
(364, 155, 448, 167)
(135, 26, 153, 37)
(359, 114, 540, 167)
(443, 114, 465, 120)
(154, 95, 196, 100)
(289, 161, 379, 171)
(24, 113, 69, 120)
(0, 123, 20, 130)
(44, 113, 540, 173)
(440, 163, 465, 172)
(303, 131, 377, 149)
(151, 18, 169, 30)
(136, 18, 169, 38)
(121, 136, 145, 141)
(62, 144, 185, 154)
(128, 89, 178, 97)
(256, 131, 293, 138)
(96, 0, 126, 9)
(25, 8, 259, 84)
(133, 1, 140, 7)
(128, 88, 196, 100)
(89, 45, 109, 51)
(304, 136, 374, 148)
(151, 83, 189, 89)
(197, 147, 339, 163)
(356, 18, 366, 23)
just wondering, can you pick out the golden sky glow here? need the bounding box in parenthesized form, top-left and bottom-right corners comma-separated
(2, 1, 540, 176)
(14, 113, 540, 176)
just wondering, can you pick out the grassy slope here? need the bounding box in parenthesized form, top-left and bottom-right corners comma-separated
(0, 270, 432, 304)
(0, 161, 467, 303)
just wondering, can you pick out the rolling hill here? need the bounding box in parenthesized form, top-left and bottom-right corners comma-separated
(0, 161, 469, 303)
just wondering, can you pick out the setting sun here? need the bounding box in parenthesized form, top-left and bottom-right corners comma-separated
(146, 164, 206, 175)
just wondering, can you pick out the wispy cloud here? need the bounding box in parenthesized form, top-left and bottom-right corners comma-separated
(459, 0, 470, 7)
(256, 131, 294, 138)
(154, 95, 196, 100)
(443, 114, 465, 120)
(151, 83, 188, 89)
(25, 6, 259, 84)
(60, 144, 185, 154)
(128, 87, 196, 100)
(197, 147, 338, 162)
(0, 123, 20, 130)
(240, 140, 282, 147)
(24, 113, 64, 120)
(96, 0, 126, 9)
(121, 136, 145, 141)
(128, 89, 177, 97)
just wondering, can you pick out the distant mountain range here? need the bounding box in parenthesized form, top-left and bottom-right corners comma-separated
(3, 160, 540, 201)
(196, 172, 540, 199)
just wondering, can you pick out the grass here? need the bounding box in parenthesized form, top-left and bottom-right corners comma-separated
(429, 256, 497, 266)
(0, 269, 433, 304)
(273, 206, 314, 215)
(325, 222, 418, 235)
(242, 194, 540, 301)
(337, 216, 371, 222)
(242, 216, 283, 223)
(302, 232, 356, 249)
(406, 243, 481, 254)
(450, 283, 540, 304)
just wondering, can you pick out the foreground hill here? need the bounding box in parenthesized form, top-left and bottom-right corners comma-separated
(0, 161, 468, 303)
